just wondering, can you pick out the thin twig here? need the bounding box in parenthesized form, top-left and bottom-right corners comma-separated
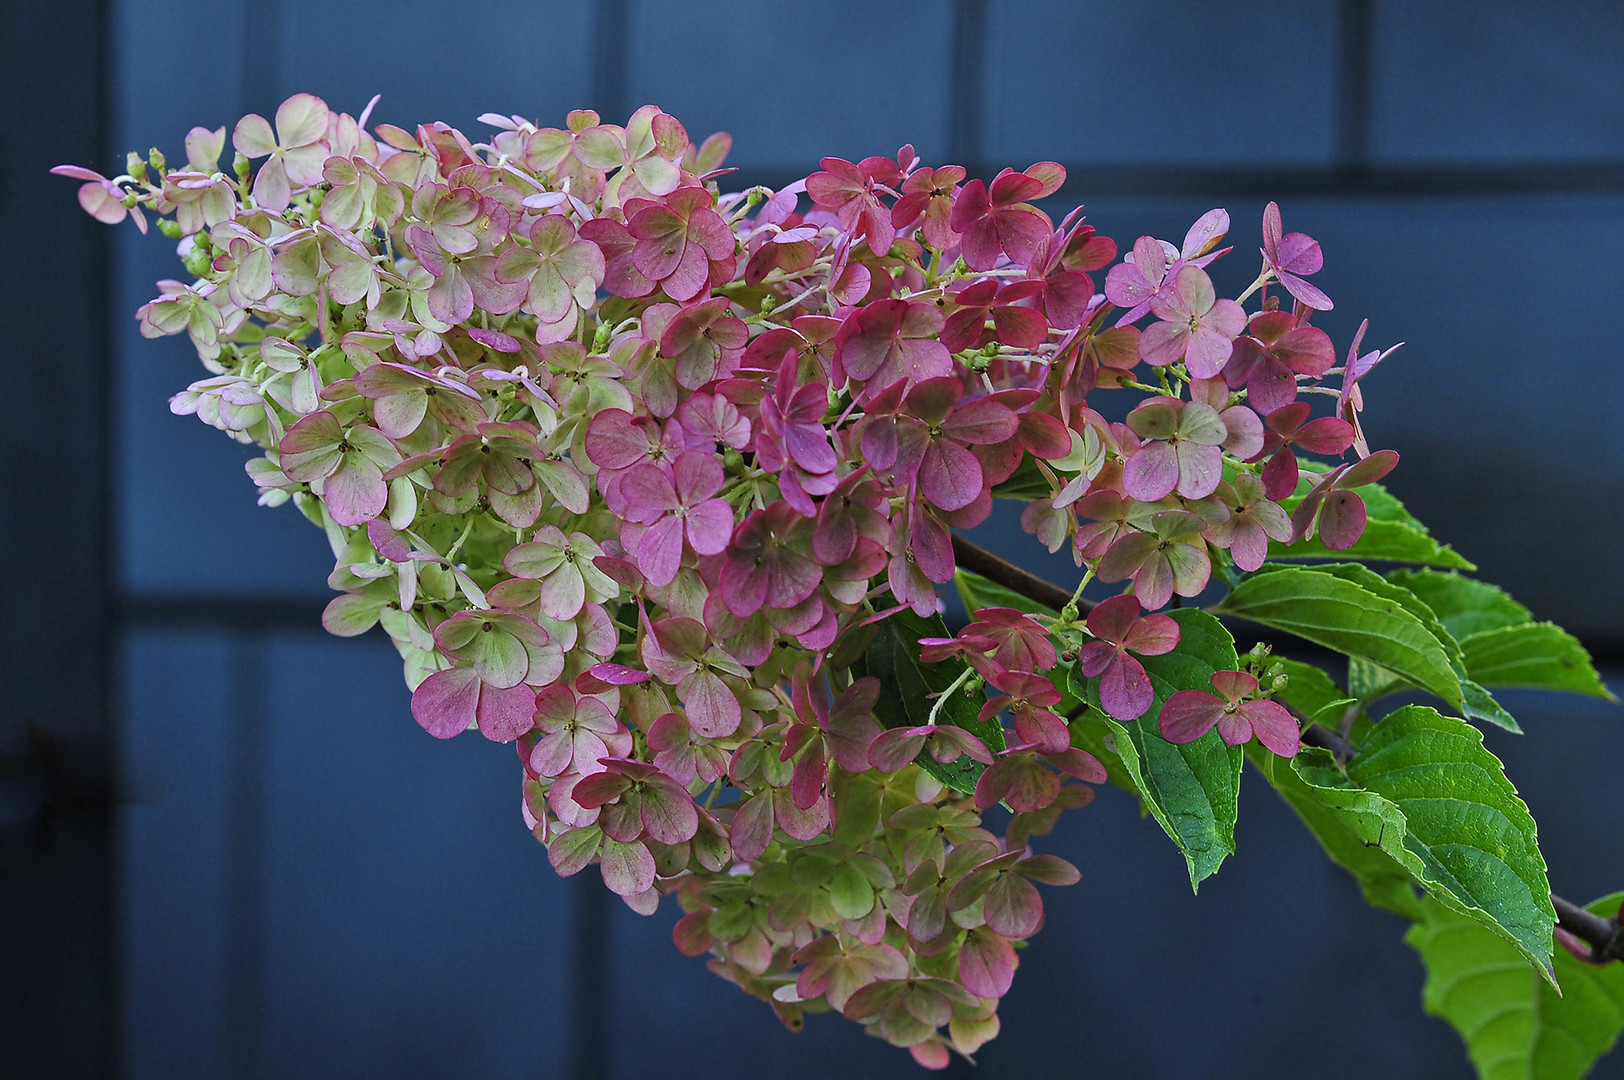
(1553, 894, 1624, 964)
(951, 535, 1082, 614)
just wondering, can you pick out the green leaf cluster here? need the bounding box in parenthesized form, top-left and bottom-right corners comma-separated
(852, 607, 1005, 794)
(1410, 894, 1624, 1080)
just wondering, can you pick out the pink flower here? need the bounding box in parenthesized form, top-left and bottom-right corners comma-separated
(1160, 670, 1300, 757)
(806, 156, 899, 256)
(619, 450, 736, 586)
(940, 279, 1049, 354)
(1261, 201, 1333, 311)
(627, 187, 737, 302)
(1138, 266, 1246, 378)
(890, 164, 965, 250)
(1290, 449, 1399, 549)
(529, 684, 632, 777)
(1223, 310, 1336, 415)
(981, 671, 1068, 754)
(1074, 595, 1180, 719)
(718, 504, 822, 617)
(833, 299, 953, 393)
(572, 757, 701, 845)
(1254, 402, 1357, 501)
(1096, 510, 1214, 611)
(232, 93, 331, 212)
(949, 165, 1062, 270)
(277, 411, 401, 527)
(1121, 397, 1229, 501)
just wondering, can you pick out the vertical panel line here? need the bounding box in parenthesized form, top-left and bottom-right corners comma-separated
(241, 0, 284, 119)
(949, 0, 988, 172)
(222, 631, 267, 1079)
(1337, 0, 1374, 174)
(592, 0, 630, 124)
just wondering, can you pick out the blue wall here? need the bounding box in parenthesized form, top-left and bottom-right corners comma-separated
(100, 2, 1624, 1077)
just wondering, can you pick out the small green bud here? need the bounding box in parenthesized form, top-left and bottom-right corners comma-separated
(182, 248, 213, 276)
(757, 293, 777, 315)
(126, 150, 145, 175)
(121, 191, 141, 209)
(157, 218, 183, 239)
(148, 147, 166, 172)
(591, 319, 613, 353)
(234, 153, 252, 181)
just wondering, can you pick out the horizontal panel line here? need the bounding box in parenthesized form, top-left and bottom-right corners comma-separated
(729, 161, 1624, 200)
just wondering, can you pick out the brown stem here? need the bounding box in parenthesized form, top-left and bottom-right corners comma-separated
(953, 533, 1623, 965)
(951, 535, 1086, 615)
(1294, 705, 1357, 759)
(1553, 894, 1624, 964)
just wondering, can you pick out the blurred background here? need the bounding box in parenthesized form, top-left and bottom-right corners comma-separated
(6, 1, 1624, 1077)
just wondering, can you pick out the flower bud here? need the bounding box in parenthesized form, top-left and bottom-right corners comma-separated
(148, 147, 166, 172)
(157, 218, 183, 239)
(233, 153, 251, 181)
(182, 247, 212, 276)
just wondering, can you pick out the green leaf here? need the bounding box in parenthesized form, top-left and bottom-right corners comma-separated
(1250, 744, 1425, 919)
(1272, 658, 1353, 719)
(1349, 657, 1412, 703)
(1303, 705, 1555, 977)
(1270, 468, 1474, 569)
(1217, 565, 1464, 708)
(1408, 892, 1624, 1080)
(827, 862, 875, 920)
(989, 454, 1053, 501)
(1073, 609, 1243, 890)
(1068, 700, 1145, 801)
(1461, 678, 1524, 735)
(852, 608, 1006, 794)
(1460, 624, 1618, 703)
(954, 567, 1058, 618)
(1387, 570, 1533, 641)
(1289, 566, 1524, 732)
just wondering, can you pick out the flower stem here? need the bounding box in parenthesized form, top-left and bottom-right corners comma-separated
(927, 665, 974, 727)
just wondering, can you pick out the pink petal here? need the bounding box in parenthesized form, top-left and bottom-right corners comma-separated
(1098, 653, 1153, 721)
(958, 929, 1016, 998)
(1085, 595, 1144, 646)
(984, 873, 1043, 939)
(684, 498, 735, 556)
(1158, 690, 1225, 743)
(411, 667, 480, 739)
(1317, 490, 1367, 549)
(323, 454, 387, 526)
(640, 778, 700, 843)
(728, 791, 774, 862)
(599, 838, 656, 896)
(1122, 612, 1180, 656)
(635, 515, 686, 587)
(1121, 442, 1179, 501)
(476, 682, 538, 742)
(682, 669, 742, 738)
(1209, 669, 1258, 701)
(918, 437, 985, 511)
(1242, 699, 1300, 757)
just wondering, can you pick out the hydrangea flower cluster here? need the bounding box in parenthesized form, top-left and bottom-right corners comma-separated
(62, 96, 1397, 1067)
